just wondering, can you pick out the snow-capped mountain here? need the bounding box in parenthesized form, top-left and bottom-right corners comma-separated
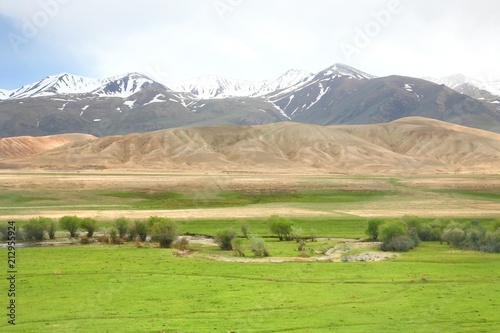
(8, 73, 103, 99)
(93, 72, 169, 98)
(425, 74, 500, 99)
(167, 76, 267, 99)
(253, 69, 314, 97)
(313, 63, 376, 81)
(0, 89, 11, 100)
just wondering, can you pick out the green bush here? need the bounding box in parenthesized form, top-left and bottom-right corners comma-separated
(23, 217, 47, 242)
(215, 229, 237, 250)
(250, 237, 269, 257)
(442, 228, 466, 247)
(60, 216, 81, 238)
(149, 217, 178, 248)
(114, 217, 129, 239)
(81, 218, 98, 238)
(366, 218, 384, 240)
(131, 220, 148, 242)
(381, 235, 415, 252)
(232, 238, 245, 257)
(379, 220, 407, 243)
(268, 215, 294, 241)
(46, 219, 57, 240)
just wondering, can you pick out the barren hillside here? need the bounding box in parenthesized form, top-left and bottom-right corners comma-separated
(1, 117, 499, 174)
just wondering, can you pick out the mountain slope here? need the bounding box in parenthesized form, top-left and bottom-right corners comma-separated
(3, 117, 499, 174)
(0, 89, 11, 100)
(8, 73, 102, 99)
(425, 74, 500, 102)
(0, 133, 96, 159)
(167, 75, 267, 99)
(92, 73, 170, 98)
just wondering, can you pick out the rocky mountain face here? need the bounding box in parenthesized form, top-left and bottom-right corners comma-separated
(1, 64, 500, 138)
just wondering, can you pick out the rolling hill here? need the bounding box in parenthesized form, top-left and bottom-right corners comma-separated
(1, 117, 499, 174)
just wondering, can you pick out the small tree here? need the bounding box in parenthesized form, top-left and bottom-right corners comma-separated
(232, 238, 246, 257)
(46, 218, 57, 240)
(114, 217, 129, 239)
(149, 217, 178, 248)
(60, 215, 81, 238)
(442, 228, 465, 247)
(215, 229, 237, 250)
(268, 215, 294, 241)
(379, 220, 416, 252)
(81, 218, 98, 238)
(132, 220, 148, 242)
(23, 217, 47, 242)
(366, 218, 384, 240)
(250, 237, 269, 257)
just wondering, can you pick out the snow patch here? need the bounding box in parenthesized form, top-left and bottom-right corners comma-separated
(124, 100, 136, 108)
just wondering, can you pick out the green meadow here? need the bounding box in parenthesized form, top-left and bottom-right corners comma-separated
(1, 173, 499, 332)
(2, 241, 499, 332)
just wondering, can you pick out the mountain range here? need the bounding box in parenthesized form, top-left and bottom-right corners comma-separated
(1, 63, 500, 138)
(1, 117, 499, 174)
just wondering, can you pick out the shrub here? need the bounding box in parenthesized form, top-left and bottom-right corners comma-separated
(268, 215, 294, 241)
(81, 218, 98, 238)
(23, 217, 47, 242)
(131, 220, 148, 242)
(215, 229, 237, 250)
(149, 217, 178, 248)
(381, 235, 415, 252)
(481, 230, 500, 253)
(46, 219, 57, 240)
(250, 237, 269, 257)
(60, 216, 81, 238)
(232, 238, 245, 257)
(379, 220, 407, 244)
(291, 226, 304, 242)
(173, 237, 190, 251)
(379, 220, 416, 252)
(109, 229, 123, 245)
(366, 218, 384, 240)
(442, 228, 466, 247)
(114, 217, 129, 239)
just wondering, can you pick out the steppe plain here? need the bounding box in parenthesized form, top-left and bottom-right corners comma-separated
(1, 118, 499, 332)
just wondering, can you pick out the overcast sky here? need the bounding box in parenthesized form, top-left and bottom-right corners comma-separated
(0, 0, 499, 89)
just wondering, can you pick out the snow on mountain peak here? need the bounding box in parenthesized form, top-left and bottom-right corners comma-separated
(425, 73, 500, 97)
(253, 69, 314, 97)
(8, 73, 102, 99)
(93, 72, 169, 98)
(168, 75, 266, 99)
(0, 89, 12, 100)
(315, 63, 376, 80)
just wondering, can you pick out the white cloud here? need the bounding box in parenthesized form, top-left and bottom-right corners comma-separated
(1, 0, 500, 87)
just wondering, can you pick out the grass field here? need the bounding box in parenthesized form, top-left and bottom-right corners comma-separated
(2, 241, 498, 332)
(1, 172, 499, 332)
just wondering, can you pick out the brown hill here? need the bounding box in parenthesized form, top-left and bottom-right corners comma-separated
(2, 117, 499, 174)
(0, 133, 96, 159)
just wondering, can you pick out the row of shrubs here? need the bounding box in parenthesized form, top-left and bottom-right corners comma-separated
(366, 216, 500, 253)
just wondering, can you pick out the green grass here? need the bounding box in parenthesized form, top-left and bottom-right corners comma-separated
(2, 242, 498, 332)
(0, 188, 392, 214)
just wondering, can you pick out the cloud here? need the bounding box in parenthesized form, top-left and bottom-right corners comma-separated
(1, 0, 500, 88)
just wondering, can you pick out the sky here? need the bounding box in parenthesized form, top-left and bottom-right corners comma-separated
(0, 0, 499, 90)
